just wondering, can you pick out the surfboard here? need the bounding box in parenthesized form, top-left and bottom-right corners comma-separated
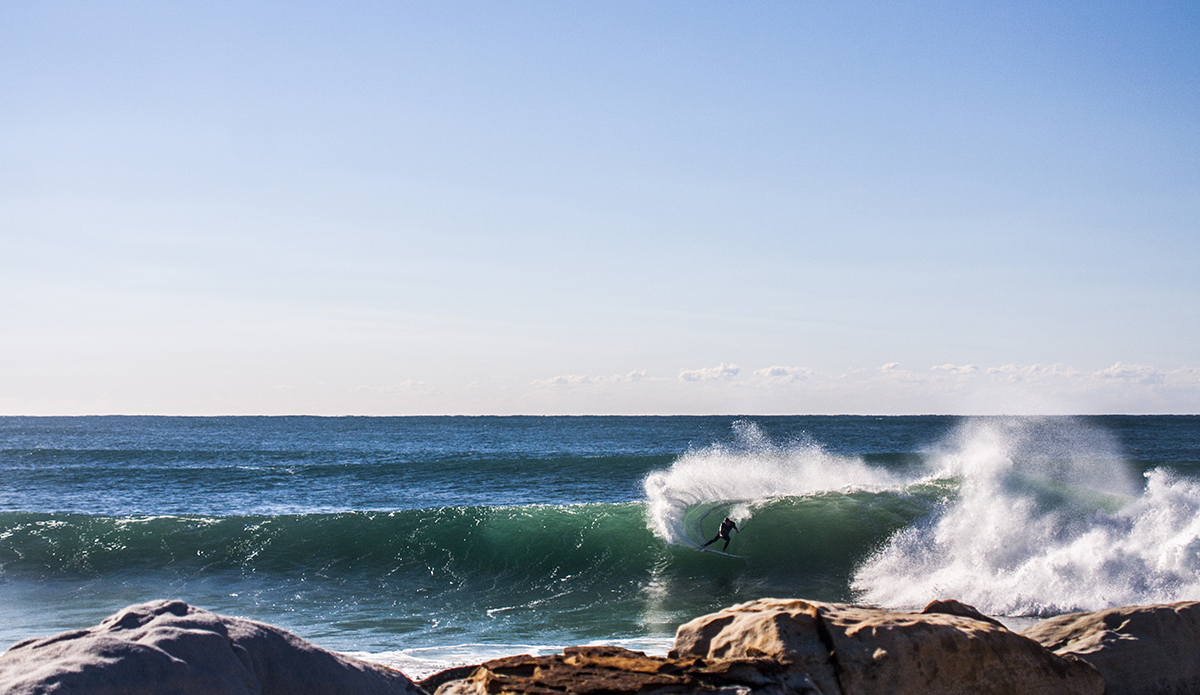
(682, 536, 745, 559)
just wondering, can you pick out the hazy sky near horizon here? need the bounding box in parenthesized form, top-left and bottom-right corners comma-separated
(3, 1, 1198, 415)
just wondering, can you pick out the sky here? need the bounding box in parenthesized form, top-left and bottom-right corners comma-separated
(2, 0, 1198, 415)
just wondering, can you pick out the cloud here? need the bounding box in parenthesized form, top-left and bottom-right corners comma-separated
(458, 361, 1199, 414)
(542, 375, 593, 386)
(931, 363, 978, 375)
(985, 363, 1080, 383)
(1093, 362, 1165, 384)
(679, 363, 740, 382)
(874, 363, 931, 384)
(1171, 367, 1200, 383)
(752, 366, 814, 383)
(739, 361, 1197, 413)
(533, 370, 649, 388)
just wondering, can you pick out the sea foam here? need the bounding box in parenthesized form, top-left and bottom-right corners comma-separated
(853, 417, 1200, 615)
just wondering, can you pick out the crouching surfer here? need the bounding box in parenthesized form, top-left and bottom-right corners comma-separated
(702, 517, 738, 552)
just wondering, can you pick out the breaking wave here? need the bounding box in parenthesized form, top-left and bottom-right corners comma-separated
(641, 417, 1200, 616)
(853, 417, 1200, 615)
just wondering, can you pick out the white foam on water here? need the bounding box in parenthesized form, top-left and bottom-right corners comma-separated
(853, 417, 1200, 616)
(642, 421, 908, 546)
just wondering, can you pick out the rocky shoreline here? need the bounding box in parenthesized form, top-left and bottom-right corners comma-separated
(2, 597, 1197, 694)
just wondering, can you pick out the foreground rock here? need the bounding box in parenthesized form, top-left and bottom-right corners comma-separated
(15, 597, 1195, 695)
(428, 645, 822, 695)
(919, 598, 1005, 627)
(670, 598, 1103, 695)
(1021, 601, 1200, 695)
(0, 599, 423, 695)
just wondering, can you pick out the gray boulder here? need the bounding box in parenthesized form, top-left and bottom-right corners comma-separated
(1021, 601, 1200, 695)
(0, 599, 424, 695)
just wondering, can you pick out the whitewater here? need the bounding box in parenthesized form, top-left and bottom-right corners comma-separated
(646, 417, 1200, 616)
(0, 415, 1196, 677)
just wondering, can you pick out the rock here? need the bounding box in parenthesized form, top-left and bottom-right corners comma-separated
(920, 599, 1005, 628)
(429, 645, 823, 695)
(670, 598, 1104, 695)
(418, 665, 479, 693)
(0, 599, 424, 695)
(1021, 601, 1200, 695)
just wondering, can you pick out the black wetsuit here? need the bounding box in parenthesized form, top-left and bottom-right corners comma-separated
(702, 518, 738, 551)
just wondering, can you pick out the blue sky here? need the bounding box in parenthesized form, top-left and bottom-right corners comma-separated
(3, 1, 1198, 414)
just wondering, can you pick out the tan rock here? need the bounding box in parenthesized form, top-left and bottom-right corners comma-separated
(670, 598, 1103, 695)
(670, 598, 837, 692)
(1021, 601, 1200, 695)
(920, 599, 1005, 628)
(0, 599, 423, 695)
(431, 645, 823, 695)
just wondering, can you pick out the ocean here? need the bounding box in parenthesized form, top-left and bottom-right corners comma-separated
(1, 415, 1197, 678)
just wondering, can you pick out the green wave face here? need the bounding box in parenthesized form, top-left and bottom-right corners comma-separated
(0, 489, 943, 646)
(0, 493, 939, 582)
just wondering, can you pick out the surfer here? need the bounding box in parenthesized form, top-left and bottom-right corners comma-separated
(702, 517, 738, 552)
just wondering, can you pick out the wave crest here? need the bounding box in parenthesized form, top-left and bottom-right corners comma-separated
(642, 421, 908, 546)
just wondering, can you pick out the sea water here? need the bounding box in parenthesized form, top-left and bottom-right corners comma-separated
(0, 415, 1197, 677)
